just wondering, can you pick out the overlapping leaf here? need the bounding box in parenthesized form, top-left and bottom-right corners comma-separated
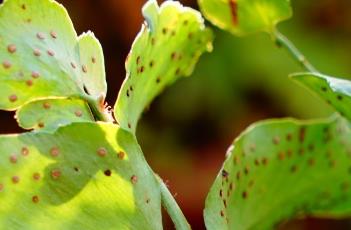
(0, 122, 162, 230)
(0, 0, 106, 129)
(205, 116, 351, 229)
(16, 98, 94, 131)
(198, 0, 292, 36)
(292, 73, 351, 121)
(114, 0, 213, 133)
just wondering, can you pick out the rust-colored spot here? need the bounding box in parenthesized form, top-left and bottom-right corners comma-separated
(21, 4, 26, 10)
(254, 158, 260, 166)
(308, 143, 315, 152)
(9, 94, 17, 102)
(47, 49, 55, 57)
(162, 28, 168, 35)
(223, 199, 227, 208)
(140, 66, 145, 73)
(236, 171, 241, 180)
(3, 60, 12, 69)
(287, 149, 293, 158)
(7, 44, 17, 53)
(219, 189, 223, 197)
(43, 102, 51, 109)
(97, 147, 107, 157)
(38, 122, 45, 128)
(273, 136, 280, 145)
(299, 127, 306, 142)
(222, 170, 229, 178)
(9, 154, 17, 164)
(126, 89, 130, 97)
(33, 172, 41, 181)
(82, 65, 87, 73)
(50, 147, 60, 157)
(21, 147, 29, 156)
(92, 57, 96, 63)
(262, 157, 269, 165)
(75, 110, 83, 117)
(244, 165, 250, 175)
(171, 52, 177, 60)
(278, 151, 285, 160)
(71, 62, 76, 69)
(156, 76, 161, 84)
(33, 48, 41, 56)
(50, 31, 57, 39)
(117, 151, 125, 159)
(12, 176, 20, 184)
(229, 0, 238, 25)
(51, 169, 61, 180)
(286, 133, 292, 141)
(220, 210, 225, 217)
(131, 175, 138, 184)
(242, 191, 248, 199)
(104, 169, 112, 176)
(26, 79, 33, 86)
(31, 71, 40, 79)
(136, 56, 141, 65)
(128, 123, 132, 129)
(146, 198, 151, 204)
(248, 180, 255, 188)
(32, 195, 40, 203)
(36, 32, 45, 40)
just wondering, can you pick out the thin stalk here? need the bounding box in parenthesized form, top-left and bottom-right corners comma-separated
(274, 30, 318, 73)
(157, 176, 191, 230)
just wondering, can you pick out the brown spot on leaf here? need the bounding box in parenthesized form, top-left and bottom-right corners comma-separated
(299, 127, 306, 143)
(51, 169, 61, 180)
(75, 110, 83, 117)
(32, 195, 39, 203)
(38, 122, 45, 128)
(31, 71, 40, 79)
(12, 176, 20, 184)
(273, 136, 280, 145)
(36, 32, 45, 40)
(9, 94, 17, 102)
(26, 80, 33, 86)
(47, 49, 55, 57)
(97, 147, 107, 157)
(229, 0, 238, 25)
(9, 154, 17, 164)
(50, 31, 57, 39)
(21, 147, 29, 156)
(242, 191, 248, 199)
(3, 60, 12, 69)
(104, 169, 112, 176)
(33, 172, 41, 181)
(33, 48, 41, 56)
(50, 147, 60, 157)
(131, 175, 138, 184)
(117, 151, 125, 159)
(71, 62, 76, 69)
(43, 102, 51, 109)
(82, 65, 87, 73)
(7, 44, 16, 53)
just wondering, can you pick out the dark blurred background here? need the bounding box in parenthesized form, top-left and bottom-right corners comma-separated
(2, 0, 351, 229)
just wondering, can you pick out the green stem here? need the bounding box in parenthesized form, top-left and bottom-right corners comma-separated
(274, 30, 318, 73)
(157, 176, 191, 230)
(80, 95, 114, 123)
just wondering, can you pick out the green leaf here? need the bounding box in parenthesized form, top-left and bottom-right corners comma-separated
(0, 122, 162, 229)
(204, 116, 351, 229)
(291, 72, 351, 121)
(16, 98, 94, 132)
(198, 0, 292, 36)
(114, 0, 213, 133)
(0, 0, 106, 112)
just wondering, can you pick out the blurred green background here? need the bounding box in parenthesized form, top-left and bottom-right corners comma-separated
(1, 0, 351, 229)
